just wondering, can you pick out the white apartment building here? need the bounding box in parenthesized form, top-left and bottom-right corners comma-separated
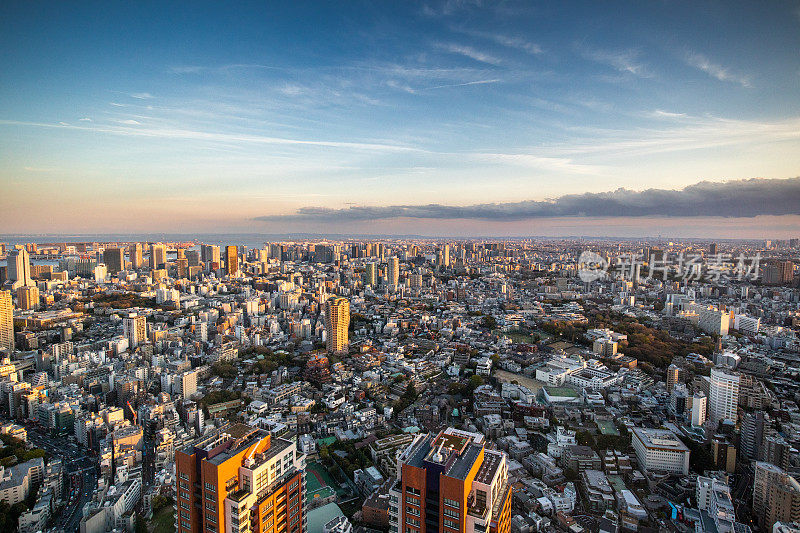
(709, 367, 740, 426)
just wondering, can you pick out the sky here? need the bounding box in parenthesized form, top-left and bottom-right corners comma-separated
(1, 0, 800, 238)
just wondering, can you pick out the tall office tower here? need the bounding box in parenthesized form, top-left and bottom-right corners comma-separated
(123, 313, 147, 348)
(0, 291, 13, 352)
(150, 243, 167, 270)
(741, 411, 767, 461)
(762, 261, 795, 285)
(129, 243, 143, 269)
(442, 244, 450, 267)
(201, 244, 221, 268)
(666, 363, 680, 393)
(709, 367, 740, 426)
(365, 263, 378, 287)
(6, 248, 33, 289)
(175, 424, 305, 533)
(388, 256, 399, 287)
(410, 273, 423, 289)
(709, 243, 718, 255)
(185, 250, 200, 267)
(16, 285, 39, 310)
(225, 245, 239, 277)
(753, 462, 800, 530)
(176, 258, 188, 279)
(389, 427, 512, 533)
(103, 247, 125, 274)
(176, 248, 185, 260)
(325, 297, 350, 354)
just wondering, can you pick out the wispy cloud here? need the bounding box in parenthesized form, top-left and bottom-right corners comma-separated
(649, 110, 689, 119)
(116, 119, 142, 125)
(423, 79, 501, 90)
(685, 52, 751, 88)
(436, 42, 503, 66)
(455, 28, 543, 55)
(130, 92, 154, 99)
(580, 46, 651, 78)
(0, 119, 423, 154)
(79, 117, 93, 122)
(255, 177, 800, 222)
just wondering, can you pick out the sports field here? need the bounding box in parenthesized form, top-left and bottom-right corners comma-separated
(305, 461, 337, 504)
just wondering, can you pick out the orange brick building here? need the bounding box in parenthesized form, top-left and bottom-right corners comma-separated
(175, 424, 306, 533)
(389, 428, 512, 533)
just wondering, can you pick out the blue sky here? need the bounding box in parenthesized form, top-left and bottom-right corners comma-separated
(1, 0, 799, 237)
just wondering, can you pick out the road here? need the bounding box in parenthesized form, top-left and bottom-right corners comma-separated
(22, 424, 99, 533)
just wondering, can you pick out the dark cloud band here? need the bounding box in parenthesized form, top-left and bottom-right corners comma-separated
(255, 177, 800, 222)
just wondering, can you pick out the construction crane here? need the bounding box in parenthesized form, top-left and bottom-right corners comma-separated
(126, 400, 137, 425)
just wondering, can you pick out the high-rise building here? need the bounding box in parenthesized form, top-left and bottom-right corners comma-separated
(150, 243, 167, 270)
(175, 423, 305, 533)
(388, 256, 399, 288)
(389, 427, 512, 533)
(16, 285, 39, 310)
(762, 261, 794, 285)
(123, 314, 147, 348)
(740, 411, 766, 461)
(226, 245, 239, 277)
(666, 364, 680, 393)
(201, 245, 221, 269)
(709, 367, 740, 426)
(691, 392, 707, 427)
(0, 291, 13, 352)
(103, 247, 125, 274)
(709, 243, 718, 256)
(176, 370, 198, 400)
(6, 248, 33, 289)
(365, 263, 378, 287)
(185, 250, 200, 267)
(754, 462, 800, 530)
(129, 243, 143, 269)
(325, 297, 350, 354)
(698, 306, 730, 336)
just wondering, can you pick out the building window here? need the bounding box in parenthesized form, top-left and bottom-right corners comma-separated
(204, 482, 216, 492)
(406, 507, 420, 517)
(405, 486, 421, 496)
(443, 508, 460, 519)
(406, 517, 420, 527)
(406, 496, 420, 506)
(444, 519, 459, 529)
(443, 498, 460, 509)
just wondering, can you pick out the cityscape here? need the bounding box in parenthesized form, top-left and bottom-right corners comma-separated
(1, 3, 800, 533)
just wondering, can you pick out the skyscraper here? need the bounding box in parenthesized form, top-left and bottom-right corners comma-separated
(325, 297, 350, 354)
(365, 263, 378, 287)
(103, 247, 125, 274)
(123, 313, 147, 348)
(753, 462, 800, 530)
(389, 427, 512, 533)
(0, 291, 13, 352)
(150, 243, 167, 270)
(17, 285, 39, 310)
(175, 423, 305, 533)
(201, 244, 221, 269)
(226, 245, 239, 277)
(388, 256, 399, 288)
(6, 248, 33, 289)
(762, 261, 794, 285)
(709, 367, 740, 426)
(129, 243, 143, 269)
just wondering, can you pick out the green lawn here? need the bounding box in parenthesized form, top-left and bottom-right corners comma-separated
(150, 506, 175, 533)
